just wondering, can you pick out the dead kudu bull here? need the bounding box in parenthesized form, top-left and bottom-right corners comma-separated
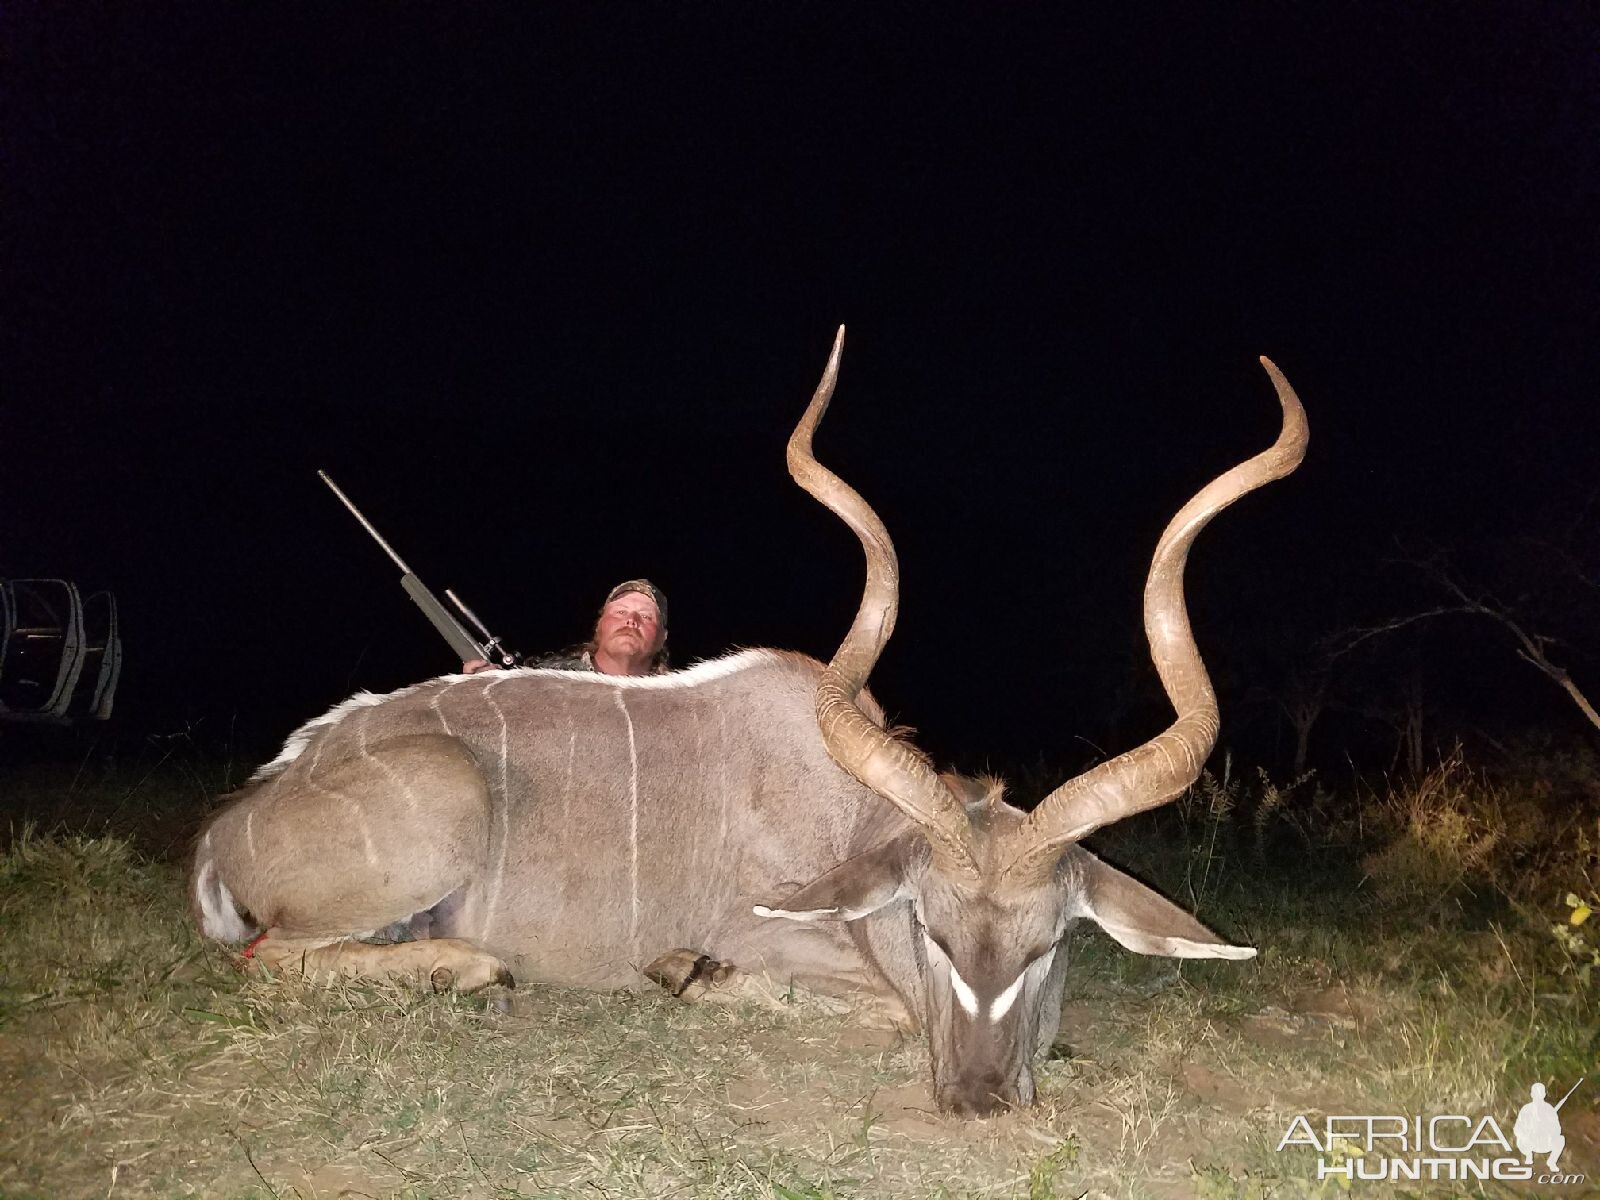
(192, 330, 1307, 1116)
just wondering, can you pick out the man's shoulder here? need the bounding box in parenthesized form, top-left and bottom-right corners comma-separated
(524, 647, 595, 672)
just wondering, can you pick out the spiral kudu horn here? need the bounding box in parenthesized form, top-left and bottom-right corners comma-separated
(1001, 357, 1309, 882)
(786, 327, 979, 877)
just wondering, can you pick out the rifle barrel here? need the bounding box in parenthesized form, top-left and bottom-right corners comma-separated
(1554, 1077, 1583, 1111)
(317, 471, 412, 574)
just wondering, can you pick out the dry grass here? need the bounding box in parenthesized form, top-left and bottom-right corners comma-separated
(2, 761, 1597, 1198)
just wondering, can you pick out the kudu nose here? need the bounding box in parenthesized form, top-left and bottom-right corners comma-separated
(939, 1076, 1015, 1119)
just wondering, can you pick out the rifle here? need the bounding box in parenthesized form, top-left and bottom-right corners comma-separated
(317, 471, 520, 669)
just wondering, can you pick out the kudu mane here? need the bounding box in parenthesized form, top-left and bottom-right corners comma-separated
(249, 648, 891, 788)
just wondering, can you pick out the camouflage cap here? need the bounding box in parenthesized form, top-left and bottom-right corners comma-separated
(603, 578, 668, 629)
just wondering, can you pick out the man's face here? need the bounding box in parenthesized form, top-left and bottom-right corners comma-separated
(595, 591, 665, 660)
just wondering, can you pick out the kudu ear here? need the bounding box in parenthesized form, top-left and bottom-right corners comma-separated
(754, 831, 920, 924)
(1074, 852, 1257, 960)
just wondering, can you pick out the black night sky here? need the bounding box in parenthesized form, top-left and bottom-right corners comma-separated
(5, 7, 1597, 775)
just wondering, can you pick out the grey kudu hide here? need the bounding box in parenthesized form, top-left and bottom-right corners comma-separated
(192, 329, 1308, 1116)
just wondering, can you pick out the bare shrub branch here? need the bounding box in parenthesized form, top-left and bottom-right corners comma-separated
(1345, 553, 1600, 735)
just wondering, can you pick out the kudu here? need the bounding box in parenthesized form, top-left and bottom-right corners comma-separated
(192, 329, 1307, 1116)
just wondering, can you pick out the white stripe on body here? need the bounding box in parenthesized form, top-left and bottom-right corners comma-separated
(479, 675, 512, 943)
(430, 689, 453, 736)
(304, 781, 378, 866)
(302, 724, 378, 866)
(612, 688, 641, 961)
(562, 709, 576, 828)
(358, 707, 419, 811)
(716, 704, 731, 910)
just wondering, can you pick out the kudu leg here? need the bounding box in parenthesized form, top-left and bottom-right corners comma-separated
(248, 930, 513, 992)
(643, 948, 913, 1030)
(194, 733, 513, 991)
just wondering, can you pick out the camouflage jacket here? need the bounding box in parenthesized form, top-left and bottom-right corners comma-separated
(523, 646, 597, 672)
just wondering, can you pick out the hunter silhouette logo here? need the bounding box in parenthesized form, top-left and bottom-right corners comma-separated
(1516, 1079, 1581, 1171)
(1277, 1078, 1587, 1185)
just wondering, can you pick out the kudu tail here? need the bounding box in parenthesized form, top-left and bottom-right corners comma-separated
(190, 846, 258, 943)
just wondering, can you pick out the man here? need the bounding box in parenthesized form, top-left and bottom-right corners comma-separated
(462, 579, 670, 677)
(1514, 1081, 1571, 1172)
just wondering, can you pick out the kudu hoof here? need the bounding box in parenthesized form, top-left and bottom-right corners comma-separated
(431, 962, 513, 993)
(644, 948, 733, 997)
(431, 949, 515, 993)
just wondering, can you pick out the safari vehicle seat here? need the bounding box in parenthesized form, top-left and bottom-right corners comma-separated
(0, 578, 121, 722)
